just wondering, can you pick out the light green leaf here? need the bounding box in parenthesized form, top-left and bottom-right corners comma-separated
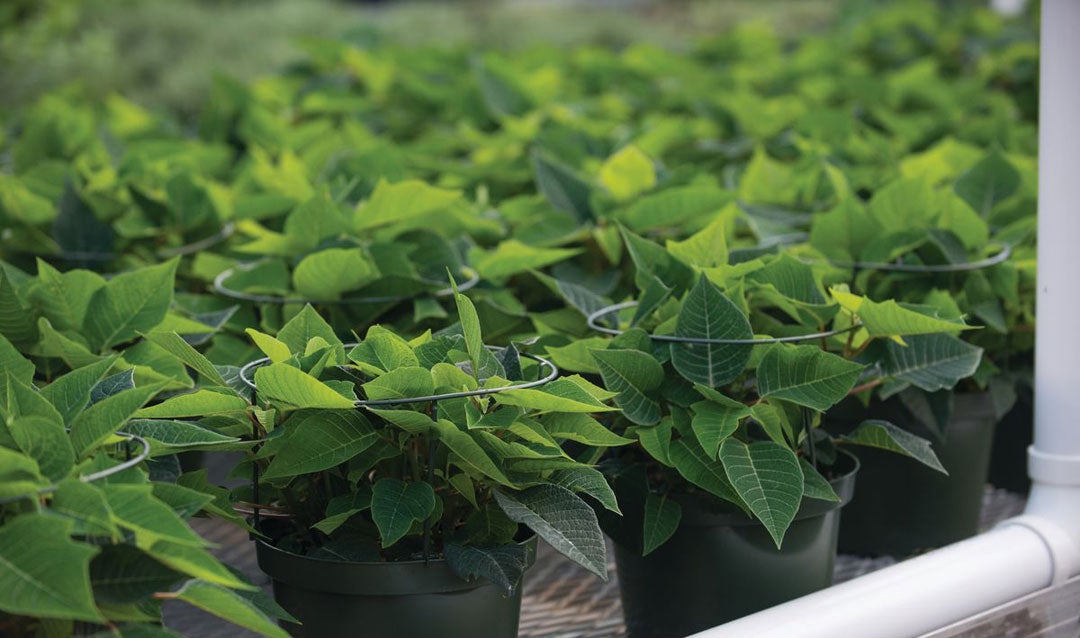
(9, 416, 75, 482)
(84, 259, 178, 350)
(433, 419, 513, 487)
(591, 348, 663, 425)
(275, 305, 342, 357)
(141, 331, 227, 386)
(665, 214, 729, 268)
(617, 185, 730, 233)
(719, 439, 804, 548)
(642, 492, 681, 556)
(147, 541, 251, 590)
(174, 580, 290, 638)
(599, 145, 656, 201)
(543, 412, 633, 447)
(954, 151, 1021, 218)
(51, 479, 119, 537)
(470, 240, 582, 284)
(355, 179, 462, 232)
(263, 410, 376, 479)
(254, 363, 355, 409)
(292, 248, 379, 300)
(840, 419, 946, 473)
(103, 484, 206, 548)
(494, 485, 607, 579)
(362, 366, 435, 401)
(0, 514, 102, 622)
(135, 390, 248, 419)
(366, 408, 435, 434)
(123, 419, 243, 455)
(756, 345, 864, 412)
(831, 289, 974, 340)
(495, 378, 617, 414)
(89, 544, 180, 605)
(0, 333, 34, 384)
(39, 356, 118, 423)
(245, 329, 291, 363)
(370, 478, 436, 547)
(670, 276, 753, 387)
(69, 382, 167, 457)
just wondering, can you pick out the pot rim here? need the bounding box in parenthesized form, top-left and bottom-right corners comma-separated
(255, 534, 538, 596)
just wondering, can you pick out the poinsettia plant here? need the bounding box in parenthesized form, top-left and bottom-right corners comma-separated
(572, 230, 983, 551)
(234, 294, 621, 592)
(197, 181, 486, 347)
(802, 148, 1036, 423)
(0, 345, 288, 638)
(1, 93, 235, 273)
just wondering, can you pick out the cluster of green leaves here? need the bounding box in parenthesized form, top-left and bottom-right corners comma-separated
(240, 294, 621, 592)
(568, 235, 979, 550)
(1, 93, 234, 273)
(0, 332, 289, 635)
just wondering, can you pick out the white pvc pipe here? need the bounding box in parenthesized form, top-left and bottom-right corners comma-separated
(691, 1, 1080, 635)
(990, 0, 1028, 18)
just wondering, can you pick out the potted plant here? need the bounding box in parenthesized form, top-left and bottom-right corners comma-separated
(802, 150, 1036, 554)
(577, 230, 970, 637)
(200, 182, 485, 355)
(0, 342, 287, 637)
(230, 294, 620, 637)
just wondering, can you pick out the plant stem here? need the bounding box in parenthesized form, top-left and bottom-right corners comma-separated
(848, 378, 884, 396)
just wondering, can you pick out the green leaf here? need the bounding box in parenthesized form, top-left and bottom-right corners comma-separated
(494, 485, 607, 579)
(123, 419, 243, 455)
(470, 240, 582, 284)
(462, 504, 518, 545)
(84, 259, 178, 350)
(840, 419, 946, 473)
(370, 478, 436, 547)
(599, 145, 656, 202)
(276, 305, 342, 358)
(831, 289, 973, 339)
(263, 410, 376, 479)
(355, 179, 462, 232)
(670, 276, 754, 387)
(757, 345, 864, 412)
(590, 348, 664, 425)
(642, 492, 681, 556)
(621, 225, 695, 292)
(141, 331, 227, 386)
(0, 267, 37, 345)
(246, 328, 292, 363)
(883, 334, 983, 392)
(292, 248, 379, 300)
(495, 378, 617, 414)
(0, 514, 102, 622)
(445, 543, 529, 596)
(134, 390, 248, 419)
(174, 580, 290, 638)
(146, 541, 251, 590)
(453, 289, 487, 377)
(954, 151, 1021, 218)
(89, 544, 180, 605)
(719, 439, 804, 548)
(362, 366, 435, 401)
(800, 459, 840, 502)
(550, 467, 621, 514)
(0, 333, 34, 384)
(9, 416, 75, 482)
(665, 214, 729, 268)
(50, 479, 119, 537)
(30, 262, 105, 332)
(543, 412, 634, 447)
(433, 419, 513, 487)
(532, 150, 594, 224)
(313, 489, 373, 535)
(618, 185, 730, 233)
(103, 484, 206, 548)
(668, 439, 745, 510)
(39, 356, 118, 423)
(366, 407, 435, 434)
(254, 363, 355, 409)
(69, 382, 167, 458)
(690, 399, 750, 459)
(350, 327, 419, 373)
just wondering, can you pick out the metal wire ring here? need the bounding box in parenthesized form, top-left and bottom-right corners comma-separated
(0, 432, 151, 505)
(239, 343, 559, 406)
(157, 221, 236, 258)
(212, 261, 479, 305)
(814, 244, 1013, 274)
(586, 301, 862, 344)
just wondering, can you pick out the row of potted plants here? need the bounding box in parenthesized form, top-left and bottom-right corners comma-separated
(0, 2, 1037, 636)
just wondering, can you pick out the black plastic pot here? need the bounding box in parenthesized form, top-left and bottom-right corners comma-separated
(612, 451, 859, 638)
(830, 392, 998, 556)
(255, 536, 537, 638)
(988, 386, 1033, 493)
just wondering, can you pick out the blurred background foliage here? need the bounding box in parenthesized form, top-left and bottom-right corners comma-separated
(1, 0, 865, 121)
